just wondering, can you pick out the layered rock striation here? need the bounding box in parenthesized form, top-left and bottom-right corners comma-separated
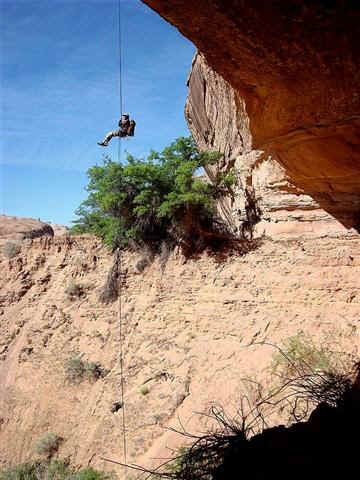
(142, 0, 360, 234)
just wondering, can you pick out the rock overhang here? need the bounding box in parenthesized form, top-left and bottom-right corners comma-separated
(141, 0, 360, 229)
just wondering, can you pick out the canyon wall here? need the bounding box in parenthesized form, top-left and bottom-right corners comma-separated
(1, 233, 360, 471)
(2, 1, 360, 472)
(142, 0, 360, 233)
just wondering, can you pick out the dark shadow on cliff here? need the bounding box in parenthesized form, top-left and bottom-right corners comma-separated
(124, 355, 360, 480)
(273, 148, 360, 233)
(182, 186, 263, 263)
(296, 189, 360, 233)
(204, 235, 263, 264)
(178, 209, 263, 262)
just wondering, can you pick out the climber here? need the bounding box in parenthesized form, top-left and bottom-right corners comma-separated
(97, 113, 136, 146)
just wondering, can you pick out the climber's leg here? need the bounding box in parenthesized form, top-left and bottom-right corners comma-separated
(97, 130, 119, 147)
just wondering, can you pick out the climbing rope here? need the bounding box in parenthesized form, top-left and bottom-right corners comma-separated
(117, 0, 123, 166)
(117, 0, 127, 466)
(117, 0, 123, 117)
(100, 0, 127, 469)
(118, 251, 127, 464)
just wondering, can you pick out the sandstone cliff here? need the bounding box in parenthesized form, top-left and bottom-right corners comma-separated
(142, 0, 360, 233)
(1, 231, 359, 472)
(185, 53, 359, 238)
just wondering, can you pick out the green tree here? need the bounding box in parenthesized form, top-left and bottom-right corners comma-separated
(72, 137, 234, 253)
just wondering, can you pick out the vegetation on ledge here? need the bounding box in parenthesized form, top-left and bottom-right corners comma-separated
(72, 137, 236, 255)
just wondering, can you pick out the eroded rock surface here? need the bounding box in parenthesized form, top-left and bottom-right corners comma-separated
(142, 0, 360, 231)
(1, 233, 360, 471)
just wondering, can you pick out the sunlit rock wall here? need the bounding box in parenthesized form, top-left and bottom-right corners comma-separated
(186, 54, 356, 238)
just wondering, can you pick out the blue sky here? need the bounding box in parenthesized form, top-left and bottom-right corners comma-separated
(0, 0, 195, 225)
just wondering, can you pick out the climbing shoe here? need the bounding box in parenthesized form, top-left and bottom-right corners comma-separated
(97, 141, 108, 147)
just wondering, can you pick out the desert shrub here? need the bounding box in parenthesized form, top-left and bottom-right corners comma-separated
(83, 361, 107, 380)
(164, 447, 189, 475)
(0, 461, 43, 480)
(0, 461, 114, 480)
(141, 407, 243, 480)
(71, 137, 236, 255)
(65, 355, 107, 383)
(35, 433, 62, 458)
(2, 241, 20, 259)
(65, 281, 84, 300)
(72, 467, 114, 480)
(65, 356, 85, 381)
(139, 386, 150, 396)
(271, 333, 333, 378)
(45, 459, 70, 480)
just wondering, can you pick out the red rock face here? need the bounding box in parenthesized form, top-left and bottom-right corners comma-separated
(142, 1, 360, 142)
(142, 0, 360, 229)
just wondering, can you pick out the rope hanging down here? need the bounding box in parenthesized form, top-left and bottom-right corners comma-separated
(117, 0, 127, 466)
(117, 0, 123, 117)
(117, 0, 124, 165)
(97, 0, 135, 149)
(118, 252, 127, 463)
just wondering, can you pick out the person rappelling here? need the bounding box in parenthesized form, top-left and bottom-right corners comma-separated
(97, 113, 136, 146)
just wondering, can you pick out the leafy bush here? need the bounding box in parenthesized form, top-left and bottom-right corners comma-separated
(35, 433, 62, 458)
(0, 460, 115, 480)
(2, 241, 20, 259)
(65, 355, 107, 383)
(72, 137, 234, 254)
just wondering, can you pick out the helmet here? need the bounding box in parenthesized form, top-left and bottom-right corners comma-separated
(122, 113, 129, 118)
